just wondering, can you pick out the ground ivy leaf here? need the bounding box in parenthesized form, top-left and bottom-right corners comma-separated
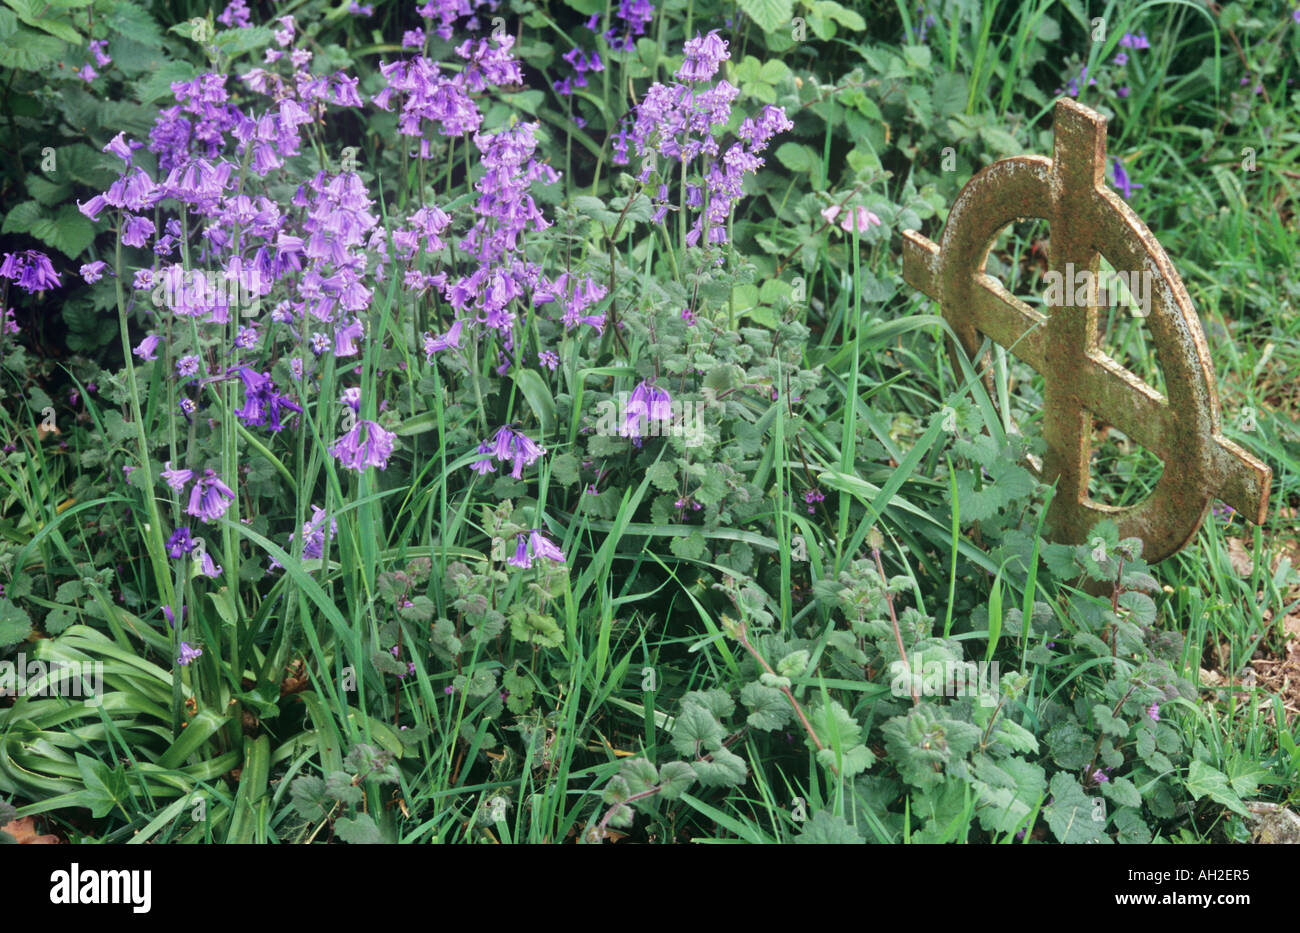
(335, 813, 382, 844)
(795, 809, 864, 844)
(740, 682, 791, 731)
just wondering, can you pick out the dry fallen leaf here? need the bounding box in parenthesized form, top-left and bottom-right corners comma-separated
(1226, 538, 1254, 577)
(2, 816, 59, 844)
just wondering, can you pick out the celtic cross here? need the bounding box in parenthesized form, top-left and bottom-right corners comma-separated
(903, 99, 1271, 562)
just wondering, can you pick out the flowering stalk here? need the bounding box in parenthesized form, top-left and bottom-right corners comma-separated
(112, 219, 178, 686)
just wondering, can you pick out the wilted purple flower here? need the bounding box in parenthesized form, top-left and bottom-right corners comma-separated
(529, 529, 565, 564)
(330, 419, 397, 471)
(423, 318, 463, 359)
(177, 642, 203, 666)
(186, 469, 235, 522)
(1109, 157, 1143, 199)
(162, 461, 193, 491)
(0, 250, 60, 293)
(197, 550, 223, 578)
(133, 334, 160, 361)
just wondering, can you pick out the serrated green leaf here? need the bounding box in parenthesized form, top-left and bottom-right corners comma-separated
(1043, 772, 1110, 843)
(735, 0, 793, 33)
(0, 24, 63, 70)
(740, 682, 790, 731)
(1101, 776, 1143, 808)
(691, 745, 748, 786)
(0, 598, 31, 646)
(795, 809, 864, 843)
(335, 813, 382, 844)
(1, 200, 42, 235)
(656, 761, 697, 800)
(1185, 760, 1250, 817)
(108, 2, 163, 47)
(30, 203, 94, 258)
(671, 702, 725, 756)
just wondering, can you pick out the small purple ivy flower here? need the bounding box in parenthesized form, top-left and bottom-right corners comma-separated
(177, 641, 203, 666)
(1147, 703, 1160, 722)
(1091, 768, 1109, 783)
(1116, 86, 1130, 99)
(186, 469, 236, 522)
(1113, 52, 1128, 66)
(804, 489, 825, 515)
(89, 39, 111, 68)
(681, 307, 696, 326)
(330, 419, 397, 471)
(1119, 31, 1150, 50)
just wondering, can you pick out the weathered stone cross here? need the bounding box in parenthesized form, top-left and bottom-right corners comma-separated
(903, 99, 1271, 562)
